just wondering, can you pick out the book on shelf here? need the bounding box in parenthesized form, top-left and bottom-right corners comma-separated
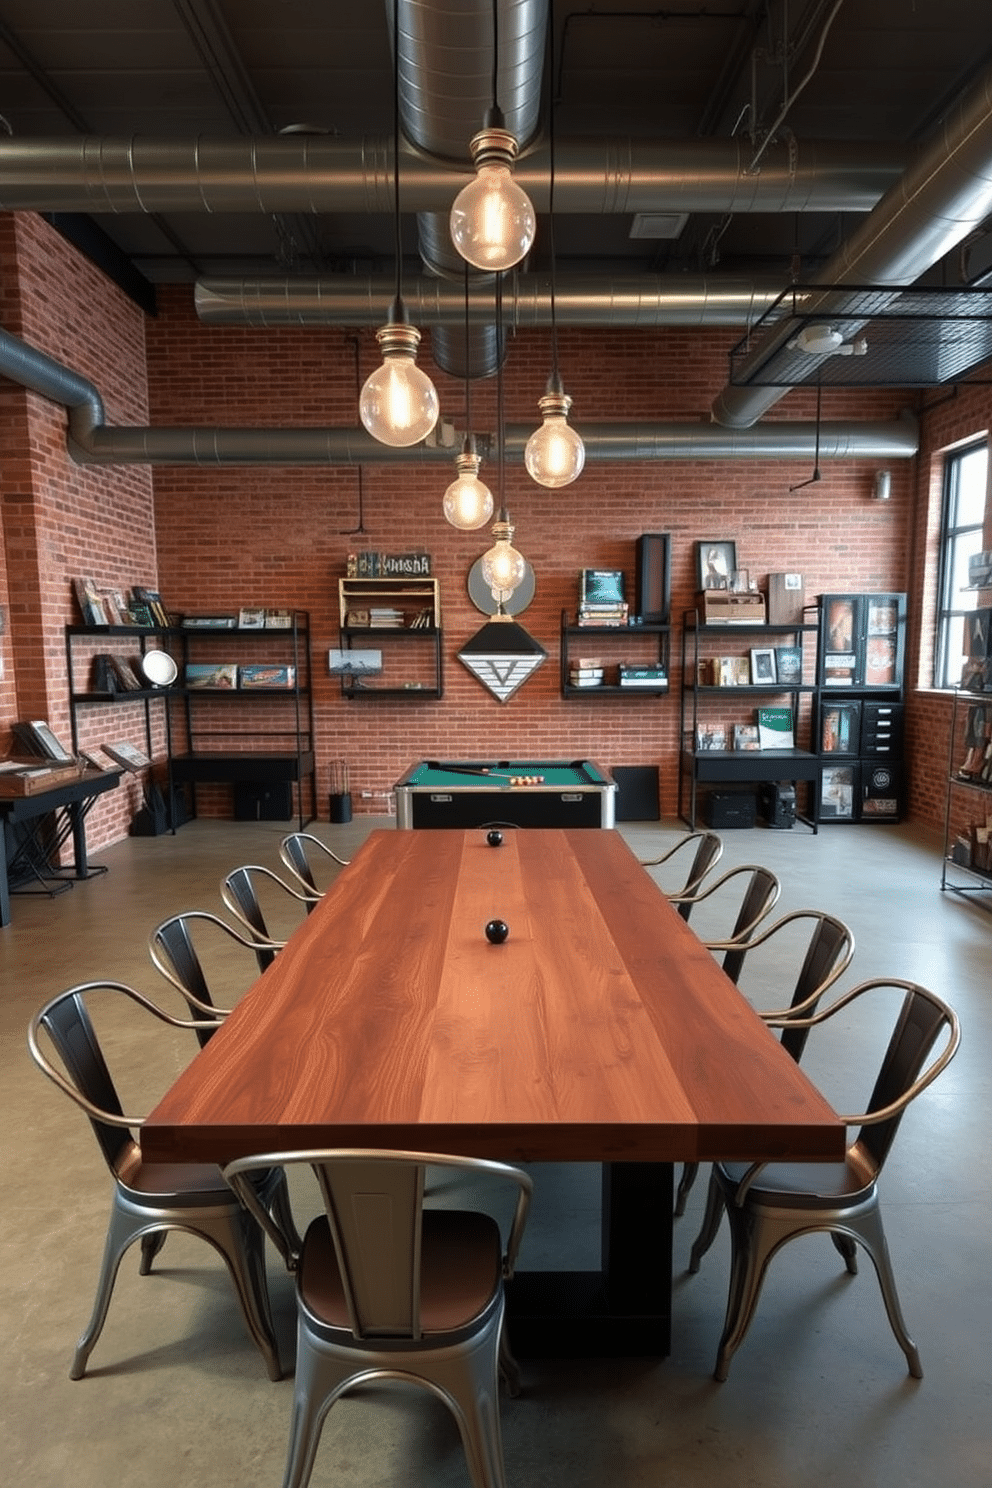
(264, 609, 293, 629)
(238, 664, 295, 689)
(569, 675, 604, 688)
(185, 662, 238, 689)
(716, 656, 751, 687)
(570, 666, 605, 679)
(733, 723, 761, 751)
(696, 724, 728, 751)
(580, 569, 625, 606)
(577, 606, 628, 626)
(756, 706, 795, 749)
(774, 645, 802, 683)
(618, 664, 667, 687)
(181, 614, 237, 628)
(102, 740, 152, 772)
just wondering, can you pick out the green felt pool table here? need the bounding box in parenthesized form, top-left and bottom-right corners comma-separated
(393, 758, 617, 829)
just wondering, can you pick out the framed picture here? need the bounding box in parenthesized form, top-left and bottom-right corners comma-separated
(696, 541, 737, 591)
(733, 723, 760, 751)
(819, 763, 856, 819)
(328, 648, 383, 676)
(750, 647, 777, 684)
(819, 701, 861, 756)
(239, 663, 295, 689)
(238, 607, 267, 629)
(184, 662, 238, 689)
(774, 644, 802, 683)
(964, 610, 991, 659)
(695, 723, 728, 751)
(580, 570, 625, 606)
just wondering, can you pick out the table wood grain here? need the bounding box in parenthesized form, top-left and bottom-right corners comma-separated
(142, 829, 842, 1167)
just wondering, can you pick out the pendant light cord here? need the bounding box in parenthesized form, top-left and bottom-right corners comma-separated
(547, 4, 560, 387)
(391, 0, 403, 315)
(496, 269, 507, 521)
(464, 261, 473, 438)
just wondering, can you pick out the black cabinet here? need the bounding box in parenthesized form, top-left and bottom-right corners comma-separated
(815, 593, 907, 824)
(679, 609, 820, 830)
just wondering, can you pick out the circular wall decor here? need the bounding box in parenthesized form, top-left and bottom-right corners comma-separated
(467, 556, 536, 616)
(140, 649, 179, 687)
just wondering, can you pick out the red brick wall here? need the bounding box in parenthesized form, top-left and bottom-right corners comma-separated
(145, 284, 915, 820)
(5, 209, 989, 848)
(0, 213, 158, 843)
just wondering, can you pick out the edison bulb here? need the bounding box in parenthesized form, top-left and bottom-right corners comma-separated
(443, 449, 494, 530)
(451, 164, 536, 271)
(480, 521, 527, 602)
(359, 322, 439, 448)
(525, 388, 586, 488)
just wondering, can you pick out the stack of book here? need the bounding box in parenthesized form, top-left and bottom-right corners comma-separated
(617, 664, 668, 688)
(369, 606, 405, 628)
(577, 568, 629, 626)
(569, 658, 605, 688)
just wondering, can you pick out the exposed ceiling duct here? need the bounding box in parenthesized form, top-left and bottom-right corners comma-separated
(0, 325, 917, 466)
(193, 274, 788, 328)
(711, 58, 992, 425)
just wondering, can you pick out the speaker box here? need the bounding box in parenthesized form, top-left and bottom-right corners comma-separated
(233, 781, 293, 821)
(635, 533, 671, 623)
(612, 765, 660, 821)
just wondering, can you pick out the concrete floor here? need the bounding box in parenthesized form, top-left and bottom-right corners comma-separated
(2, 812, 989, 1488)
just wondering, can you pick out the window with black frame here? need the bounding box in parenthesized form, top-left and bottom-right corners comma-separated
(935, 439, 989, 689)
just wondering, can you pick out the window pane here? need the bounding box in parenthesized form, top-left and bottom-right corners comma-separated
(952, 530, 983, 596)
(955, 445, 988, 525)
(945, 615, 966, 686)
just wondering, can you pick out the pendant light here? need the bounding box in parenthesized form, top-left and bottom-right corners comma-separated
(479, 273, 526, 603)
(360, 0, 439, 447)
(525, 23, 584, 488)
(443, 266, 494, 530)
(449, 0, 536, 273)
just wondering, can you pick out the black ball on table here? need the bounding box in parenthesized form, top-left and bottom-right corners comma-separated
(485, 919, 509, 944)
(486, 829, 504, 847)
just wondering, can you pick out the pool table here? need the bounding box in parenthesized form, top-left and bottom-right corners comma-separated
(394, 758, 617, 829)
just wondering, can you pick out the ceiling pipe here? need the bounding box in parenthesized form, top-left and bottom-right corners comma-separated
(0, 135, 906, 219)
(712, 58, 992, 427)
(0, 325, 917, 466)
(194, 274, 788, 328)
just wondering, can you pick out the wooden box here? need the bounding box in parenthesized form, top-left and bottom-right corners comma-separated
(700, 591, 767, 625)
(767, 572, 805, 624)
(0, 761, 83, 797)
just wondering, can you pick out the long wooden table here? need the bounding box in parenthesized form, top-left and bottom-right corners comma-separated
(143, 828, 843, 1355)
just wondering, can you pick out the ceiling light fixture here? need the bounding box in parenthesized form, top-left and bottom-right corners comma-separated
(443, 266, 494, 530)
(524, 31, 584, 490)
(359, 0, 439, 447)
(479, 273, 527, 604)
(788, 323, 868, 357)
(449, 0, 536, 273)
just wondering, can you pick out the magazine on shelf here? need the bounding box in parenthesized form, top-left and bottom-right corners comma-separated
(696, 723, 728, 751)
(756, 706, 794, 749)
(185, 662, 238, 689)
(733, 723, 761, 751)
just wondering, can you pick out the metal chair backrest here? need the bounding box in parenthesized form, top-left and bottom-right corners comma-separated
(724, 909, 855, 1059)
(32, 987, 134, 1174)
(225, 1148, 532, 1341)
(220, 864, 311, 969)
(675, 832, 724, 919)
(280, 834, 318, 899)
(149, 914, 221, 1045)
(855, 981, 960, 1172)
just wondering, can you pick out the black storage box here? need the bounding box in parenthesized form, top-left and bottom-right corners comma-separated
(759, 781, 796, 830)
(705, 790, 757, 829)
(233, 781, 293, 821)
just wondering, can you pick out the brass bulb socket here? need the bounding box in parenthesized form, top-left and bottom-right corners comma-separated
(376, 321, 422, 357)
(468, 127, 520, 170)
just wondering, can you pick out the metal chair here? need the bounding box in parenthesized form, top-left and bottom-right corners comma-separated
(640, 830, 724, 920)
(220, 863, 316, 967)
(224, 1148, 533, 1488)
(674, 907, 855, 1216)
(27, 980, 284, 1381)
(148, 908, 268, 1039)
(670, 864, 781, 964)
(687, 978, 960, 1381)
(279, 831, 350, 910)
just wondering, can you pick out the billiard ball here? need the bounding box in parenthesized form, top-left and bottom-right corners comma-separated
(486, 829, 503, 846)
(485, 919, 509, 944)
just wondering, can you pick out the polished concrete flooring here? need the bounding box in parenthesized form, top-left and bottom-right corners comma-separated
(2, 813, 989, 1487)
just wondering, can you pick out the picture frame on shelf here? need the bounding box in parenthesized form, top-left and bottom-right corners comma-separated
(73, 577, 108, 627)
(774, 644, 802, 683)
(749, 647, 777, 684)
(239, 663, 295, 689)
(184, 662, 238, 689)
(238, 606, 267, 629)
(820, 700, 861, 756)
(696, 723, 728, 751)
(580, 570, 626, 606)
(696, 541, 737, 591)
(733, 723, 761, 751)
(819, 763, 855, 819)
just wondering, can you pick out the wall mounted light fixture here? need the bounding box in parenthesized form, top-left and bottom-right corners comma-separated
(873, 469, 892, 501)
